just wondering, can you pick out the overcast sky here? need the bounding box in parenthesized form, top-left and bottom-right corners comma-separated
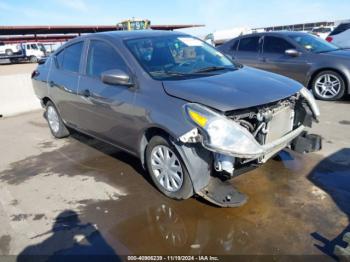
(0, 0, 349, 36)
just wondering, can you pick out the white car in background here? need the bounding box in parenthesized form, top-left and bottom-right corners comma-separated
(204, 27, 253, 46)
(0, 42, 22, 56)
(311, 26, 334, 39)
(326, 22, 350, 49)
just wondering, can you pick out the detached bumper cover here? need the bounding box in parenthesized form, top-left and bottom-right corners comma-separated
(202, 125, 306, 159)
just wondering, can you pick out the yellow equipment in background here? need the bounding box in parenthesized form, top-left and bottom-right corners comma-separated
(119, 18, 151, 31)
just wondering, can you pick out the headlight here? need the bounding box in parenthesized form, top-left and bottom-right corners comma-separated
(184, 103, 264, 158)
(300, 87, 320, 121)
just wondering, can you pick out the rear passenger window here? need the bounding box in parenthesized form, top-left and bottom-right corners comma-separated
(55, 50, 64, 68)
(86, 40, 127, 78)
(263, 36, 295, 54)
(238, 37, 260, 52)
(62, 42, 83, 73)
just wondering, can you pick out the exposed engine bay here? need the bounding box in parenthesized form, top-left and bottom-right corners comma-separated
(180, 91, 322, 180)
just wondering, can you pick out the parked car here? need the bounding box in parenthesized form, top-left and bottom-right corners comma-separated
(218, 31, 350, 101)
(0, 42, 23, 56)
(326, 22, 350, 49)
(311, 26, 334, 40)
(32, 31, 321, 207)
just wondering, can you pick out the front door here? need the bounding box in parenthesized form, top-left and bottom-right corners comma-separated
(76, 39, 137, 151)
(259, 36, 310, 84)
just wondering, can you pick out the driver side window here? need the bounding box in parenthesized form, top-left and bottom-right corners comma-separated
(263, 36, 295, 54)
(86, 40, 127, 78)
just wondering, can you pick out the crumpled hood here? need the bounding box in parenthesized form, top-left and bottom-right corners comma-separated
(162, 67, 303, 112)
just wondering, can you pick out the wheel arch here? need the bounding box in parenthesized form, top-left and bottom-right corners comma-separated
(42, 96, 52, 106)
(138, 125, 212, 194)
(139, 126, 174, 168)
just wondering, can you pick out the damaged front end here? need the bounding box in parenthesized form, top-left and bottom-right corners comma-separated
(178, 87, 322, 207)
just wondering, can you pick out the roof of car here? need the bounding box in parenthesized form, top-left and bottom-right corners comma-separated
(54, 30, 190, 54)
(87, 30, 189, 40)
(240, 31, 309, 38)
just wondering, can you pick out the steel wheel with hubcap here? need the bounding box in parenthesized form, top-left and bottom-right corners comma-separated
(45, 101, 70, 138)
(146, 136, 194, 200)
(312, 71, 346, 101)
(150, 145, 184, 192)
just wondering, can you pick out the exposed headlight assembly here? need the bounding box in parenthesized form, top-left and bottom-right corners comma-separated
(300, 87, 320, 121)
(183, 103, 264, 159)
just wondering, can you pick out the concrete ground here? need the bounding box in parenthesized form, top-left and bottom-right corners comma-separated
(0, 65, 349, 260)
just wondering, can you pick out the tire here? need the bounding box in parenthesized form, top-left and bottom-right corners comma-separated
(312, 70, 346, 101)
(45, 101, 70, 138)
(145, 135, 194, 200)
(5, 49, 13, 56)
(29, 56, 38, 63)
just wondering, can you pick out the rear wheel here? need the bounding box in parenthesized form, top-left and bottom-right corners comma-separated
(45, 101, 70, 138)
(146, 135, 194, 200)
(312, 71, 346, 101)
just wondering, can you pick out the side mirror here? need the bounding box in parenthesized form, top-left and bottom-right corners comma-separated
(101, 69, 133, 87)
(285, 49, 300, 57)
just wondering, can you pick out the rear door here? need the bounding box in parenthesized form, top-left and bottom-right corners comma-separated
(76, 39, 137, 150)
(260, 35, 310, 83)
(234, 36, 262, 67)
(48, 41, 85, 126)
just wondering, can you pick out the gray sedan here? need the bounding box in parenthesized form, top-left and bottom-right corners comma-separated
(32, 31, 321, 207)
(218, 31, 350, 101)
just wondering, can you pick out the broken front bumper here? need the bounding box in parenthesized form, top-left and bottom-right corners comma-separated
(203, 125, 306, 161)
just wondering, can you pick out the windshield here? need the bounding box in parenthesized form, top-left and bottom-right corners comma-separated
(125, 36, 236, 80)
(289, 34, 339, 53)
(38, 43, 46, 52)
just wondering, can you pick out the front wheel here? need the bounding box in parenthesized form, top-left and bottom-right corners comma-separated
(45, 101, 70, 138)
(312, 71, 346, 101)
(29, 56, 38, 63)
(146, 136, 194, 200)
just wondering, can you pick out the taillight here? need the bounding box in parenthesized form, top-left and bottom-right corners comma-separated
(326, 36, 333, 42)
(31, 70, 39, 78)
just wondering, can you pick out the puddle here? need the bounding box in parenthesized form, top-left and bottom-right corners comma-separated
(1, 132, 349, 257)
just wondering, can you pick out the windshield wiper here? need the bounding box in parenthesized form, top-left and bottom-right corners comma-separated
(191, 66, 235, 73)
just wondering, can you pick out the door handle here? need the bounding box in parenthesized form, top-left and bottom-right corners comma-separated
(83, 89, 90, 98)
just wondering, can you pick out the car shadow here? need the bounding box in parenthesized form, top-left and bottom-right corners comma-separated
(68, 129, 152, 184)
(69, 129, 146, 175)
(308, 148, 350, 260)
(17, 210, 120, 262)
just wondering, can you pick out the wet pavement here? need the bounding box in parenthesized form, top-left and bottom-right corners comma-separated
(0, 100, 349, 259)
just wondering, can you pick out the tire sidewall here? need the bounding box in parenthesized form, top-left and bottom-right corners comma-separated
(30, 56, 38, 63)
(312, 70, 346, 101)
(46, 101, 69, 138)
(145, 136, 194, 200)
(5, 49, 13, 56)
